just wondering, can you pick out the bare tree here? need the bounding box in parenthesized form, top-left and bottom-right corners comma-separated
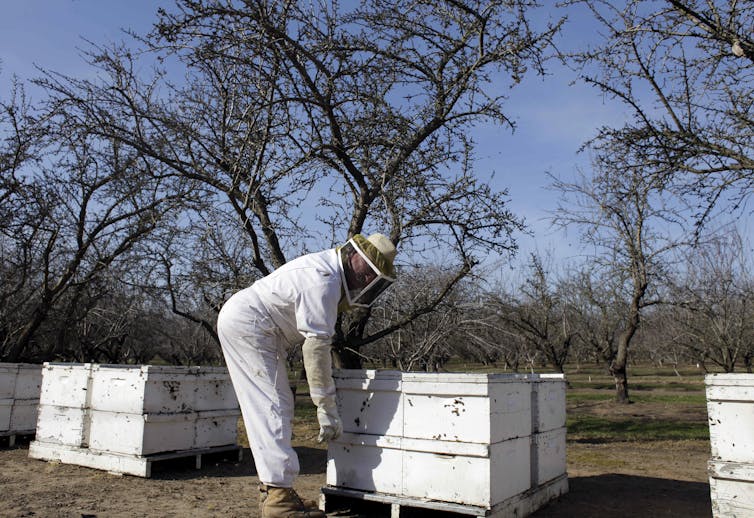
(454, 301, 530, 371)
(31, 0, 561, 366)
(551, 0, 754, 392)
(365, 265, 470, 371)
(552, 162, 684, 402)
(565, 0, 754, 230)
(665, 229, 754, 372)
(0, 91, 189, 362)
(493, 253, 574, 373)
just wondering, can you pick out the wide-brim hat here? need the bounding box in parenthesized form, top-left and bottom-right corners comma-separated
(366, 233, 397, 264)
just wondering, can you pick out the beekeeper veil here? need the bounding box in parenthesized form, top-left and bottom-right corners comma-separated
(338, 233, 397, 308)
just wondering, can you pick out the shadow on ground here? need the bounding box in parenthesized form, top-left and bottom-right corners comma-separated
(149, 446, 327, 480)
(531, 474, 712, 518)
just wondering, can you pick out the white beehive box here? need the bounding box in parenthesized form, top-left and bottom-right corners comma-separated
(531, 374, 567, 433)
(706, 374, 754, 463)
(708, 461, 754, 518)
(194, 409, 240, 448)
(327, 433, 404, 494)
(706, 374, 754, 517)
(86, 408, 240, 456)
(32, 363, 240, 465)
(0, 399, 11, 430)
(8, 400, 39, 430)
(402, 436, 531, 507)
(532, 427, 567, 486)
(39, 363, 94, 408)
(402, 373, 532, 443)
(0, 366, 14, 399)
(88, 365, 238, 414)
(328, 370, 567, 513)
(35, 405, 90, 446)
(34, 363, 94, 446)
(0, 363, 43, 434)
(0, 363, 43, 400)
(88, 410, 195, 455)
(15, 364, 43, 400)
(327, 433, 531, 507)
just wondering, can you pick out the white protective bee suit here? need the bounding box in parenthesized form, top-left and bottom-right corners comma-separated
(217, 234, 396, 488)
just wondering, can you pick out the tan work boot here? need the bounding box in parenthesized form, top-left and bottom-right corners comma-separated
(258, 484, 326, 518)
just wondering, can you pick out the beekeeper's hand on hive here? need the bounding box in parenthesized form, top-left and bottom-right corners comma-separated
(217, 233, 396, 518)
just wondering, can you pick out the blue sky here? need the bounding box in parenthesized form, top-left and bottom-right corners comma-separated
(0, 1, 629, 273)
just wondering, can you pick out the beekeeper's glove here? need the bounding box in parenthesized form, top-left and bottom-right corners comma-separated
(302, 336, 342, 442)
(316, 398, 343, 442)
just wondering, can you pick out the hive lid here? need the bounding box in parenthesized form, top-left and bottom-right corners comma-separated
(89, 364, 231, 379)
(401, 372, 534, 384)
(43, 362, 94, 370)
(705, 373, 754, 386)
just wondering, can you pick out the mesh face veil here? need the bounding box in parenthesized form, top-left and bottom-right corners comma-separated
(338, 235, 396, 308)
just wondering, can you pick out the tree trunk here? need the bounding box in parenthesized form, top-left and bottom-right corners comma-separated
(610, 362, 630, 403)
(340, 349, 363, 369)
(7, 301, 51, 362)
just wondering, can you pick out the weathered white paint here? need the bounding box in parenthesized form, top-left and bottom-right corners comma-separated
(404, 436, 531, 507)
(402, 375, 531, 443)
(88, 410, 195, 456)
(8, 399, 39, 431)
(85, 409, 240, 456)
(706, 374, 754, 517)
(0, 368, 14, 398)
(708, 460, 754, 518)
(706, 374, 754, 463)
(39, 363, 93, 408)
(0, 363, 43, 434)
(194, 409, 241, 449)
(531, 374, 567, 433)
(35, 405, 89, 446)
(13, 364, 43, 400)
(326, 433, 404, 494)
(335, 370, 402, 437)
(531, 427, 567, 486)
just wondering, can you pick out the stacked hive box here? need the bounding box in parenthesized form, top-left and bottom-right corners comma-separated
(29, 363, 241, 476)
(325, 370, 567, 516)
(0, 363, 43, 444)
(531, 373, 568, 489)
(34, 363, 94, 448)
(706, 374, 754, 517)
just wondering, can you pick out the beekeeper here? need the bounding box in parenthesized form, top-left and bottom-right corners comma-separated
(217, 233, 397, 518)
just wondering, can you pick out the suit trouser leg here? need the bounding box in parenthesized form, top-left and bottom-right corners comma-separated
(217, 296, 299, 487)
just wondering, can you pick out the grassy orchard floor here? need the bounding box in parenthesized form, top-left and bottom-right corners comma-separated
(0, 364, 714, 517)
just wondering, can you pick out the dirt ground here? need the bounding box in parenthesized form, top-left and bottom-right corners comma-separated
(0, 435, 712, 517)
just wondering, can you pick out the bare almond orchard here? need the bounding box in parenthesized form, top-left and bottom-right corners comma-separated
(1, 392, 713, 517)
